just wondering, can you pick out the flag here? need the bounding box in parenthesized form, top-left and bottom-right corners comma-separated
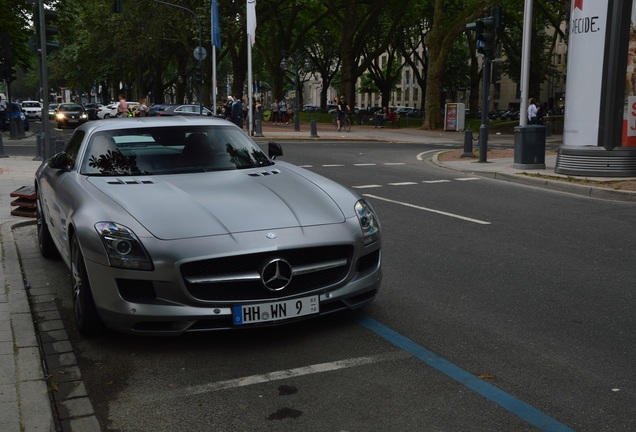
(247, 0, 256, 47)
(212, 0, 221, 51)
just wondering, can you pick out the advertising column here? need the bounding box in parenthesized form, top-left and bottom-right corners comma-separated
(563, 1, 609, 147)
(623, 1, 636, 146)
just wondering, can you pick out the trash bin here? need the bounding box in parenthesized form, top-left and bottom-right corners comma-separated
(513, 125, 546, 169)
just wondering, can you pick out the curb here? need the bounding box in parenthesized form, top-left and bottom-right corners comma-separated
(431, 152, 636, 203)
(2, 220, 102, 432)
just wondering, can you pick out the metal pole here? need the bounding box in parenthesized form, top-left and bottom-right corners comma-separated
(294, 66, 300, 131)
(519, 0, 533, 127)
(38, 0, 50, 158)
(478, 56, 491, 163)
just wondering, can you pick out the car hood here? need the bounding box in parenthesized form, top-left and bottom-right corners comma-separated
(86, 169, 346, 240)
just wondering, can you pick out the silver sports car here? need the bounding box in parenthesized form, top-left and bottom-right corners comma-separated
(35, 117, 382, 336)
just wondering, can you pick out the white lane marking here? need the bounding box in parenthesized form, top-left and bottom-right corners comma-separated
(384, 162, 406, 166)
(417, 149, 441, 160)
(354, 163, 377, 166)
(323, 164, 346, 167)
(363, 194, 491, 225)
(158, 352, 409, 399)
(299, 165, 313, 168)
(352, 185, 383, 189)
(422, 180, 451, 184)
(455, 177, 480, 181)
(388, 182, 418, 186)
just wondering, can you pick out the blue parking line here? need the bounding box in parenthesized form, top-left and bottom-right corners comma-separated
(355, 314, 576, 432)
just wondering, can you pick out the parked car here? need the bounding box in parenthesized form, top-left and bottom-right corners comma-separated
(148, 104, 213, 117)
(20, 100, 43, 119)
(48, 103, 60, 120)
(395, 107, 424, 118)
(83, 103, 103, 120)
(55, 103, 89, 128)
(302, 105, 318, 112)
(500, 109, 520, 121)
(489, 109, 506, 120)
(1, 102, 29, 131)
(98, 101, 139, 119)
(34, 117, 382, 336)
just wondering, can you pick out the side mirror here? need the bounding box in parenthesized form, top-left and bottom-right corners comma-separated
(48, 152, 69, 170)
(268, 142, 283, 160)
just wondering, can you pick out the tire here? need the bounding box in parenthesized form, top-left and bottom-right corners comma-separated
(104, 113, 110, 119)
(71, 234, 106, 336)
(36, 190, 57, 258)
(56, 122, 63, 129)
(344, 117, 351, 132)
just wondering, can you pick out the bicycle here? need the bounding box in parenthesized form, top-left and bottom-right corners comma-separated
(334, 113, 351, 132)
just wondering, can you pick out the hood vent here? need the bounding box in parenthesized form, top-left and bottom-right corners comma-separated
(247, 169, 281, 177)
(106, 178, 155, 185)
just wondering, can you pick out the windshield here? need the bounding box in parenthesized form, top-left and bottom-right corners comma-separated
(80, 125, 273, 176)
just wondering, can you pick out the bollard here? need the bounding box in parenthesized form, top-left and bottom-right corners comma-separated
(310, 119, 319, 138)
(17, 117, 25, 138)
(10, 118, 18, 139)
(545, 120, 552, 138)
(0, 130, 7, 158)
(254, 119, 264, 137)
(33, 133, 43, 161)
(461, 128, 475, 158)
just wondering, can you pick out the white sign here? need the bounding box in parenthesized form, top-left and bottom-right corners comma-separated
(563, 0, 609, 147)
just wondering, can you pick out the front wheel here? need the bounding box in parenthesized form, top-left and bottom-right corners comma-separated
(36, 190, 57, 258)
(344, 117, 351, 132)
(71, 234, 106, 336)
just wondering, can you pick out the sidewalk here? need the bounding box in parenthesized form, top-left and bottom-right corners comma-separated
(1, 122, 634, 431)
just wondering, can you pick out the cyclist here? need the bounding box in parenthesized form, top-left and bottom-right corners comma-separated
(336, 95, 350, 132)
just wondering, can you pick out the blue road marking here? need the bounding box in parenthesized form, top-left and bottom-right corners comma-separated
(355, 314, 576, 432)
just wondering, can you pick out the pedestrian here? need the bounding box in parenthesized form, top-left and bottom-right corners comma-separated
(254, 99, 263, 121)
(231, 96, 243, 128)
(224, 96, 233, 120)
(0, 95, 7, 113)
(374, 107, 387, 128)
(135, 97, 149, 117)
(117, 94, 128, 118)
(280, 99, 287, 125)
(270, 100, 280, 124)
(527, 98, 538, 124)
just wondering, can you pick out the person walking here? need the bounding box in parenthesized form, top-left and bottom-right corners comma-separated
(117, 94, 129, 117)
(231, 96, 243, 128)
(270, 100, 280, 125)
(527, 98, 538, 124)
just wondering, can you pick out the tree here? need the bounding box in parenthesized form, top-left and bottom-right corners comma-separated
(422, 0, 489, 130)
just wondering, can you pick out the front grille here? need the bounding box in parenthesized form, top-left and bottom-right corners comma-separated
(180, 245, 354, 302)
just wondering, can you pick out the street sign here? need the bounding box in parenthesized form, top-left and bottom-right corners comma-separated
(194, 46, 207, 61)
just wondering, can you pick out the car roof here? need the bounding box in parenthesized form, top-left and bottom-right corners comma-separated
(76, 116, 231, 134)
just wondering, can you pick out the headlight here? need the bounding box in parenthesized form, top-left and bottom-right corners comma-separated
(80, 113, 88, 119)
(56, 112, 65, 120)
(355, 200, 381, 245)
(95, 222, 153, 270)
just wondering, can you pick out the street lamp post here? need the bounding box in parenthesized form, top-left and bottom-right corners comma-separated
(280, 52, 311, 132)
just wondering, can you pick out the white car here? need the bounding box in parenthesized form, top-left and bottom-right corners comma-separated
(20, 101, 43, 119)
(98, 101, 139, 119)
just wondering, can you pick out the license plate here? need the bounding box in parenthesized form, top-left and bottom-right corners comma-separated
(69, 119, 78, 123)
(233, 295, 319, 325)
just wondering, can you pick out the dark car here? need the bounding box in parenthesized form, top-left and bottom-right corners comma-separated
(83, 103, 102, 120)
(55, 103, 89, 129)
(1, 102, 30, 132)
(149, 104, 213, 117)
(500, 109, 520, 121)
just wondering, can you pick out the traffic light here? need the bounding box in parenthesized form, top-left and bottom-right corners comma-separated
(466, 16, 496, 57)
(113, 0, 123, 13)
(34, 6, 59, 53)
(194, 64, 203, 84)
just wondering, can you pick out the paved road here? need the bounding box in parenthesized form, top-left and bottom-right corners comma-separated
(13, 139, 636, 431)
